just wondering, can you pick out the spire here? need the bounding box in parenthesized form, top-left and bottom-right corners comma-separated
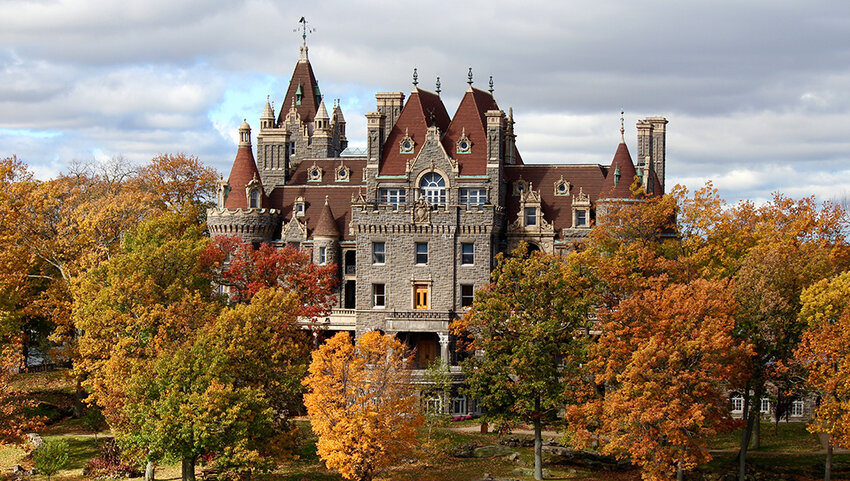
(316, 100, 329, 121)
(620, 110, 625, 144)
(296, 17, 313, 62)
(261, 95, 274, 121)
(224, 121, 262, 210)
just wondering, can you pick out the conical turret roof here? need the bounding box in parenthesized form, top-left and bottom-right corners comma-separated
(224, 142, 262, 210)
(313, 196, 340, 238)
(599, 142, 639, 199)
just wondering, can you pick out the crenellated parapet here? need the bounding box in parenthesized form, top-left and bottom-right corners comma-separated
(207, 207, 282, 244)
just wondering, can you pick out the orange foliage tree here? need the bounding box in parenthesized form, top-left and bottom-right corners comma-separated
(796, 271, 850, 480)
(571, 279, 750, 481)
(303, 331, 422, 481)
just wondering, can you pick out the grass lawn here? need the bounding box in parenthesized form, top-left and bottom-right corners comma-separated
(708, 421, 822, 452)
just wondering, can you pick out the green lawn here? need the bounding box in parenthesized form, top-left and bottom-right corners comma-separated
(708, 421, 822, 452)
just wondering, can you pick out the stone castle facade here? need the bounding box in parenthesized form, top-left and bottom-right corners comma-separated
(207, 39, 669, 375)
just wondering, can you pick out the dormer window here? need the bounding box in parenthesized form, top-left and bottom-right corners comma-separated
(554, 176, 571, 196)
(524, 207, 537, 227)
(295, 82, 303, 106)
(399, 129, 415, 154)
(294, 197, 305, 217)
(456, 128, 472, 154)
(513, 179, 528, 196)
(335, 162, 351, 182)
(249, 190, 260, 209)
(307, 162, 323, 182)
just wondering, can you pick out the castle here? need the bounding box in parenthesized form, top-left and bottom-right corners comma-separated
(207, 37, 668, 405)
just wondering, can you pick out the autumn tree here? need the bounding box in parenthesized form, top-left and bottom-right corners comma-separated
(135, 153, 218, 222)
(0, 341, 43, 445)
(303, 331, 422, 481)
(202, 236, 337, 314)
(453, 244, 593, 481)
(796, 271, 850, 481)
(570, 279, 750, 481)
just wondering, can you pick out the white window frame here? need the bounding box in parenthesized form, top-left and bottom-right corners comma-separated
(372, 283, 386, 308)
(415, 242, 428, 265)
(461, 243, 474, 265)
(575, 209, 587, 227)
(760, 398, 771, 414)
(379, 188, 406, 209)
(791, 399, 805, 417)
(459, 188, 486, 207)
(524, 207, 537, 227)
(372, 242, 386, 265)
(319, 246, 327, 265)
(419, 172, 446, 206)
(731, 394, 744, 413)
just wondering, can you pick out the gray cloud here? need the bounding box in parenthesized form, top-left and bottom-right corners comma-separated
(0, 0, 848, 205)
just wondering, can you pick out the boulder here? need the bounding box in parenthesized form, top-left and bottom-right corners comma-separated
(473, 445, 518, 458)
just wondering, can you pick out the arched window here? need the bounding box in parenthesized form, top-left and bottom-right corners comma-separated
(249, 189, 260, 209)
(419, 172, 446, 205)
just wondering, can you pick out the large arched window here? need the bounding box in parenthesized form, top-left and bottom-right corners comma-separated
(419, 172, 446, 205)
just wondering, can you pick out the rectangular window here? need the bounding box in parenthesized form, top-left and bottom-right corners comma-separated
(791, 400, 805, 417)
(372, 283, 385, 308)
(289, 141, 296, 156)
(575, 209, 587, 227)
(461, 243, 474, 265)
(378, 188, 406, 208)
(760, 398, 770, 413)
(319, 246, 327, 265)
(731, 395, 743, 413)
(524, 207, 537, 226)
(459, 188, 486, 206)
(415, 242, 428, 264)
(372, 242, 385, 264)
(414, 284, 429, 309)
(461, 284, 474, 308)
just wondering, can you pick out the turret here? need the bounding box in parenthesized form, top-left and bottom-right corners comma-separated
(207, 119, 281, 243)
(312, 196, 340, 268)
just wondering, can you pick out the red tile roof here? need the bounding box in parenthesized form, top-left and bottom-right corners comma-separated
(277, 59, 322, 126)
(504, 164, 607, 237)
(599, 143, 639, 200)
(379, 88, 450, 176)
(267, 157, 367, 241)
(313, 197, 340, 238)
(224, 145, 264, 210)
(442, 87, 499, 176)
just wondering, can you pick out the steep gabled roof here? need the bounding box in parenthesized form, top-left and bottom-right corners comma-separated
(379, 88, 450, 175)
(599, 142, 639, 200)
(224, 145, 263, 210)
(442, 87, 499, 176)
(277, 57, 322, 126)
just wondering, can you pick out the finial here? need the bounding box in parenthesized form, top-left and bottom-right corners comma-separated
(620, 110, 625, 143)
(467, 67, 473, 85)
(488, 75, 494, 94)
(412, 68, 418, 87)
(436, 76, 441, 95)
(295, 17, 314, 61)
(324, 195, 329, 204)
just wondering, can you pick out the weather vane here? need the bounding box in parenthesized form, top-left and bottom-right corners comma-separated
(295, 17, 315, 44)
(467, 67, 473, 85)
(413, 68, 418, 87)
(436, 76, 441, 95)
(620, 110, 625, 142)
(489, 75, 494, 94)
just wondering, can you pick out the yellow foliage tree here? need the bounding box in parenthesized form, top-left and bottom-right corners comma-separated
(303, 331, 422, 481)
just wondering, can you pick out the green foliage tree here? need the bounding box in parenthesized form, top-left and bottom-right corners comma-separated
(453, 244, 592, 481)
(33, 439, 70, 481)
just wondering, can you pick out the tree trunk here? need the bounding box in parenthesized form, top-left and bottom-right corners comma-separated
(181, 457, 196, 481)
(145, 461, 155, 481)
(73, 381, 86, 418)
(753, 415, 761, 449)
(677, 461, 684, 481)
(533, 396, 543, 481)
(738, 385, 753, 481)
(826, 437, 833, 481)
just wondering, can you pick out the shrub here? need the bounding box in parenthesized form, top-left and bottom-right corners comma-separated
(32, 440, 69, 481)
(82, 439, 141, 479)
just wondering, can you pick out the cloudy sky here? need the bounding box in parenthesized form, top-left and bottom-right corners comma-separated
(1, 0, 848, 203)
